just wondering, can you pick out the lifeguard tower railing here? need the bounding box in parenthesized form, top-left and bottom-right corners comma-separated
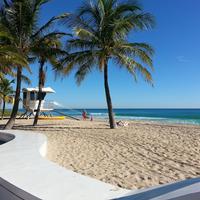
(41, 100, 55, 111)
(24, 100, 55, 112)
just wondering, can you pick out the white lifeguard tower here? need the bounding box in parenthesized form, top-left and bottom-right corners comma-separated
(21, 87, 55, 118)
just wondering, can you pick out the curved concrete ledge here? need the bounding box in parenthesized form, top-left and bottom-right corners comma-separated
(0, 130, 129, 200)
(1, 130, 200, 200)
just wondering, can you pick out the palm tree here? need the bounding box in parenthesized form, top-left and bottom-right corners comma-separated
(0, 0, 67, 129)
(32, 34, 67, 126)
(0, 77, 14, 120)
(0, 26, 28, 77)
(60, 0, 155, 128)
(0, 46, 28, 70)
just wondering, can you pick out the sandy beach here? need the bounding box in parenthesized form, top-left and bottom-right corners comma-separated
(1, 118, 200, 190)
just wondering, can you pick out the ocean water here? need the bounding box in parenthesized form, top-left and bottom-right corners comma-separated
(52, 108, 200, 125)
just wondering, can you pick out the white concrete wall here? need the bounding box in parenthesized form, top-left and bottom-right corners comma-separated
(0, 130, 129, 200)
(1, 130, 200, 200)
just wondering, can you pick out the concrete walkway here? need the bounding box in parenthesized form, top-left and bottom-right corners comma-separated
(1, 130, 200, 200)
(0, 130, 129, 200)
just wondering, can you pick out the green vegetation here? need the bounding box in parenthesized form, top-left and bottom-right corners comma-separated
(0, 0, 155, 129)
(0, 110, 21, 117)
(0, 110, 12, 117)
(32, 25, 70, 126)
(59, 0, 155, 128)
(0, 0, 67, 129)
(0, 77, 14, 119)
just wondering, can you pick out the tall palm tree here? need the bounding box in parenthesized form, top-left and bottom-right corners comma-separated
(0, 47, 28, 70)
(0, 77, 14, 120)
(0, 0, 67, 129)
(0, 26, 28, 77)
(60, 0, 155, 128)
(32, 34, 67, 126)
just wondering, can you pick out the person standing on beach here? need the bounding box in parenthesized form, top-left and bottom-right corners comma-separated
(90, 115, 93, 121)
(82, 110, 87, 120)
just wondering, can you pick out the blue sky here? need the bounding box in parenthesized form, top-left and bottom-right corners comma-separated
(21, 0, 200, 109)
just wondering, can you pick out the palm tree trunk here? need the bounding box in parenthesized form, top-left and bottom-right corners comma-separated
(4, 67, 22, 129)
(33, 60, 45, 126)
(0, 100, 2, 117)
(1, 98, 5, 120)
(0, 99, 2, 107)
(104, 61, 116, 129)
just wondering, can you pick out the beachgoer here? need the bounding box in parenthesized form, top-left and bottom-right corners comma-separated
(116, 121, 129, 127)
(90, 115, 93, 121)
(82, 110, 87, 120)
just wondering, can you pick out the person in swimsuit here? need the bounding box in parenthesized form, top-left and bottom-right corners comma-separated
(82, 110, 87, 120)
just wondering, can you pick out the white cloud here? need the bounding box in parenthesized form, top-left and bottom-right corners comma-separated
(52, 101, 62, 107)
(176, 56, 190, 63)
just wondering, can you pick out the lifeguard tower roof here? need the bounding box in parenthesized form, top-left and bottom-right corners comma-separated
(22, 87, 55, 93)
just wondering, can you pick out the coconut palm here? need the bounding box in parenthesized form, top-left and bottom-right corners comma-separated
(0, 77, 14, 120)
(0, 26, 28, 77)
(0, 47, 28, 70)
(32, 34, 68, 126)
(0, 0, 67, 129)
(60, 0, 155, 128)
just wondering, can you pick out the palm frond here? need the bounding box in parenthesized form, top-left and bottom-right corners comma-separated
(32, 13, 69, 39)
(113, 53, 153, 84)
(3, 0, 10, 8)
(113, 42, 154, 69)
(21, 74, 31, 85)
(59, 49, 99, 77)
(67, 38, 99, 51)
(56, 0, 155, 87)
(0, 45, 28, 67)
(74, 28, 97, 40)
(0, 77, 15, 99)
(75, 58, 95, 85)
